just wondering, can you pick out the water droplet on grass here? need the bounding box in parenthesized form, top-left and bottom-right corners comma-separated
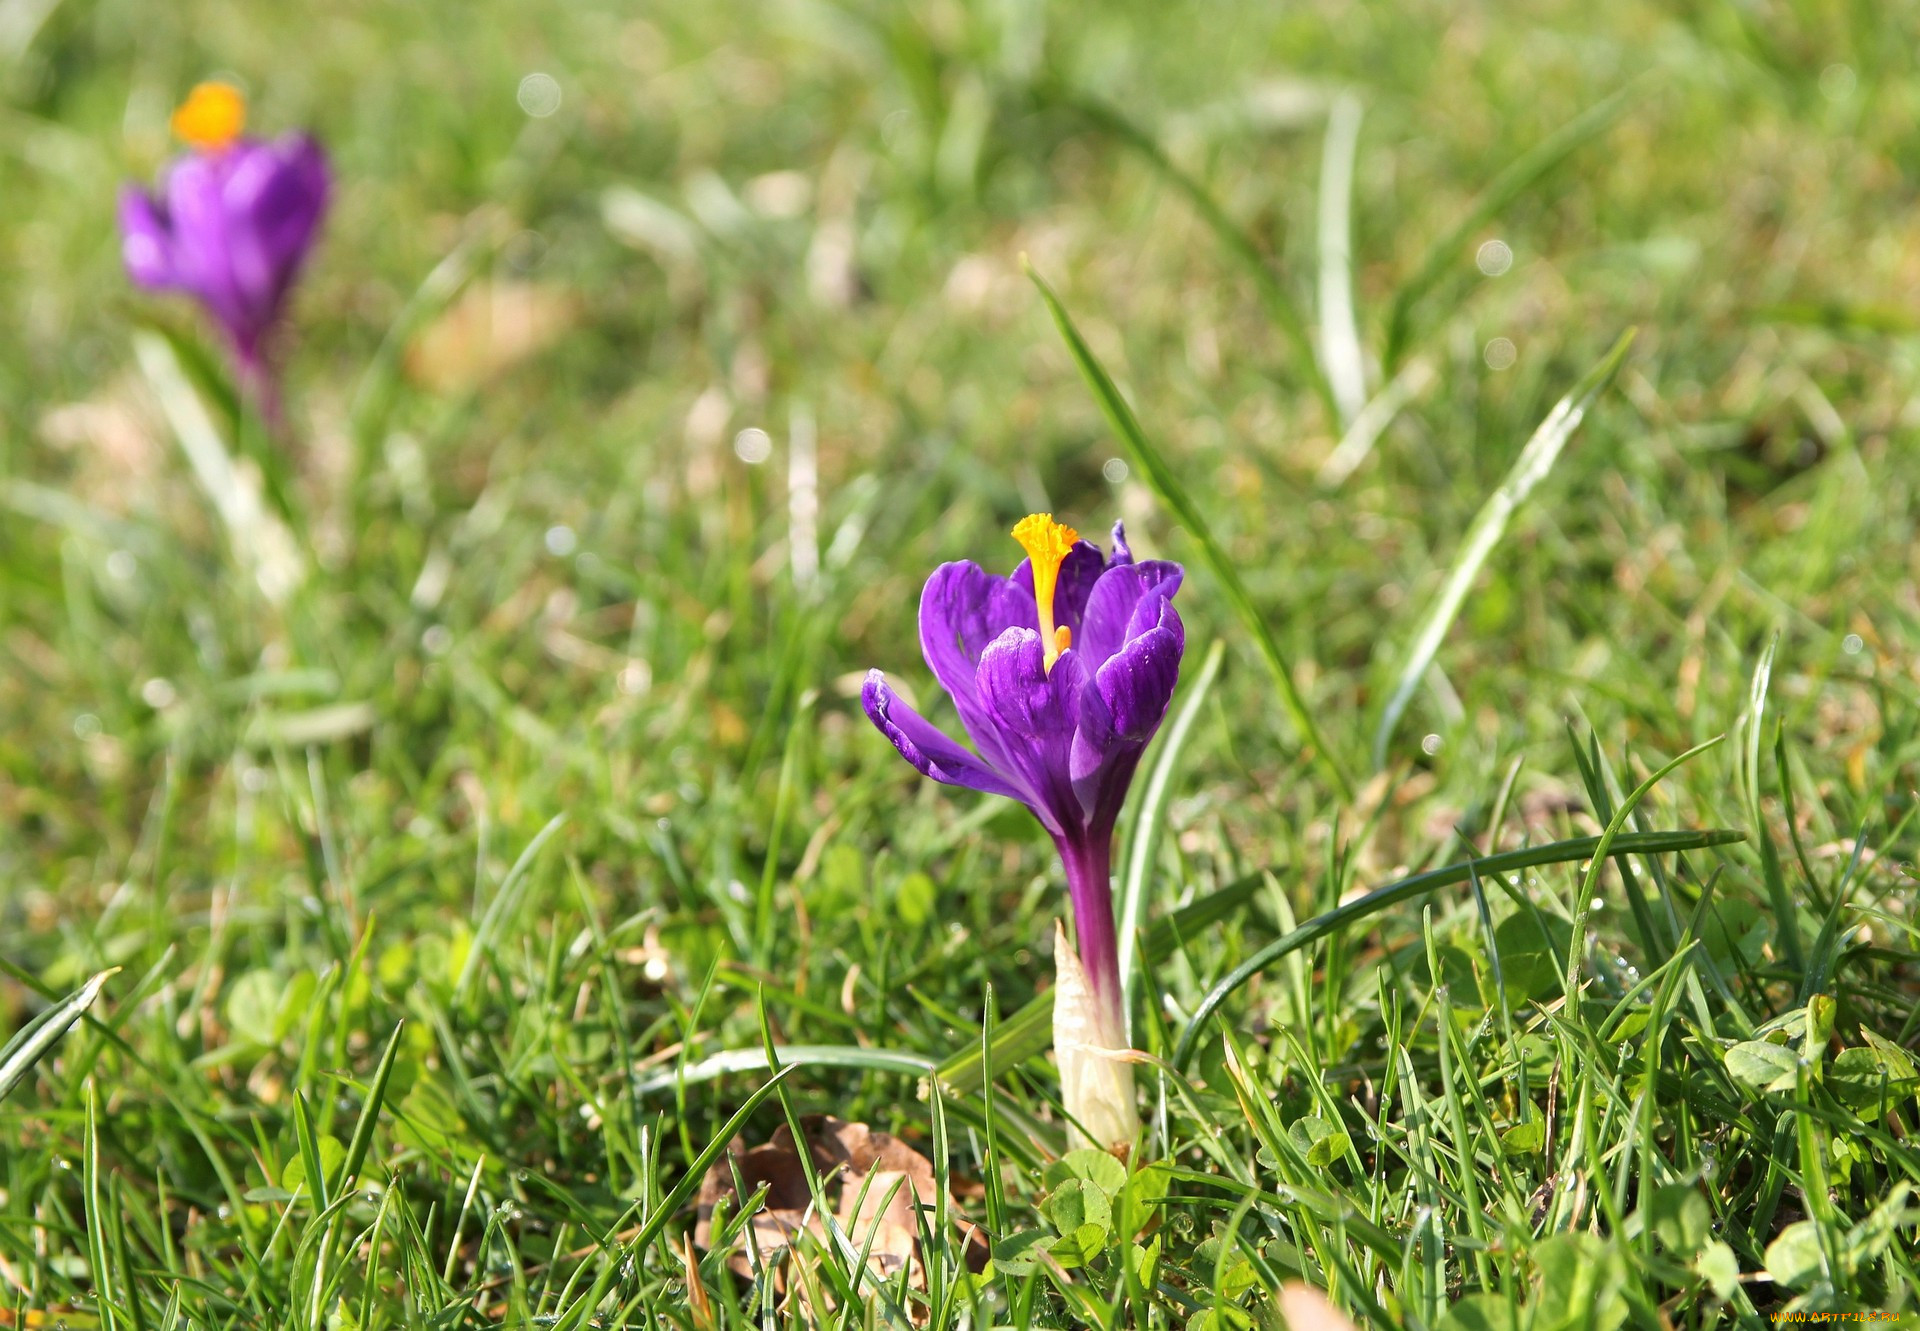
(1476, 239, 1513, 276)
(1484, 337, 1517, 371)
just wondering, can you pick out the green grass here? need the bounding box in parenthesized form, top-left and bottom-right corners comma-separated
(3, 0, 1920, 1325)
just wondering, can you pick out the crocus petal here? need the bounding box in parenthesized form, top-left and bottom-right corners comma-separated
(162, 152, 258, 349)
(1094, 615, 1183, 741)
(1069, 684, 1119, 783)
(118, 189, 177, 289)
(978, 628, 1078, 739)
(976, 628, 1085, 832)
(867, 516, 1185, 851)
(1078, 561, 1184, 667)
(919, 560, 1036, 769)
(862, 671, 1030, 802)
(138, 135, 331, 359)
(228, 135, 329, 300)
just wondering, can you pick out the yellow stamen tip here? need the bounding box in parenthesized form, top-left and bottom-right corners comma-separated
(1012, 513, 1079, 672)
(172, 82, 247, 152)
(1011, 512, 1079, 570)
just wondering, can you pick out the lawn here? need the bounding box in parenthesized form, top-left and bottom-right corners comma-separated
(2, 0, 1918, 1325)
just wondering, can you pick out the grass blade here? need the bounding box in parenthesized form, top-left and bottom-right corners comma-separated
(1381, 83, 1637, 372)
(632, 1044, 934, 1095)
(1315, 356, 1436, 490)
(1317, 91, 1368, 427)
(1371, 328, 1635, 769)
(1563, 736, 1726, 994)
(455, 812, 569, 1005)
(1030, 263, 1356, 799)
(1118, 638, 1225, 1009)
(1052, 90, 1341, 424)
(1743, 636, 1804, 975)
(133, 330, 304, 604)
(627, 1065, 799, 1257)
(0, 968, 114, 1105)
(1171, 827, 1744, 1069)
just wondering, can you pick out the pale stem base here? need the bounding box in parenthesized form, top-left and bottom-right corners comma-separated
(1052, 919, 1139, 1156)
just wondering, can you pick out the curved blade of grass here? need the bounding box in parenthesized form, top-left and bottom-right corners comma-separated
(632, 1044, 934, 1095)
(1030, 264, 1355, 799)
(1742, 636, 1804, 976)
(1054, 91, 1339, 424)
(1315, 356, 1436, 490)
(1317, 91, 1368, 428)
(1171, 827, 1744, 1069)
(0, 968, 114, 1104)
(1119, 638, 1226, 1007)
(135, 316, 301, 528)
(454, 812, 568, 1005)
(1371, 328, 1635, 769)
(135, 331, 305, 605)
(315, 1020, 406, 1314)
(1563, 736, 1726, 995)
(1381, 83, 1637, 373)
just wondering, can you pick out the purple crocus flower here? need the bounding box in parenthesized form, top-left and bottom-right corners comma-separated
(119, 83, 330, 408)
(862, 514, 1183, 1079)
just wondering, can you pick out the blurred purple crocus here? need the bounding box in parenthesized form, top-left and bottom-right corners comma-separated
(863, 513, 1183, 1150)
(119, 83, 330, 412)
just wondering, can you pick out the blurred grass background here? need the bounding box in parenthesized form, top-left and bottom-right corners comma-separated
(2, 0, 1918, 1324)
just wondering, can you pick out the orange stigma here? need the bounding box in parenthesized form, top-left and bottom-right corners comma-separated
(1011, 513, 1078, 672)
(171, 82, 247, 152)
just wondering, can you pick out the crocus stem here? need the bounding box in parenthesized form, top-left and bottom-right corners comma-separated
(1058, 834, 1123, 1016)
(234, 347, 286, 436)
(1054, 834, 1139, 1155)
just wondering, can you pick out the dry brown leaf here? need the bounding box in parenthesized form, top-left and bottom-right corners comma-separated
(405, 279, 576, 395)
(692, 1115, 986, 1296)
(37, 377, 167, 515)
(1277, 1283, 1361, 1331)
(678, 1233, 717, 1331)
(691, 1132, 815, 1280)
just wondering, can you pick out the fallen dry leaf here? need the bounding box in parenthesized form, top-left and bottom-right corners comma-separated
(692, 1115, 986, 1297)
(1277, 1283, 1361, 1331)
(405, 279, 576, 395)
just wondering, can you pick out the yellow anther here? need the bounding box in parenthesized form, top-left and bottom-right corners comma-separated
(172, 82, 247, 152)
(1011, 513, 1078, 672)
